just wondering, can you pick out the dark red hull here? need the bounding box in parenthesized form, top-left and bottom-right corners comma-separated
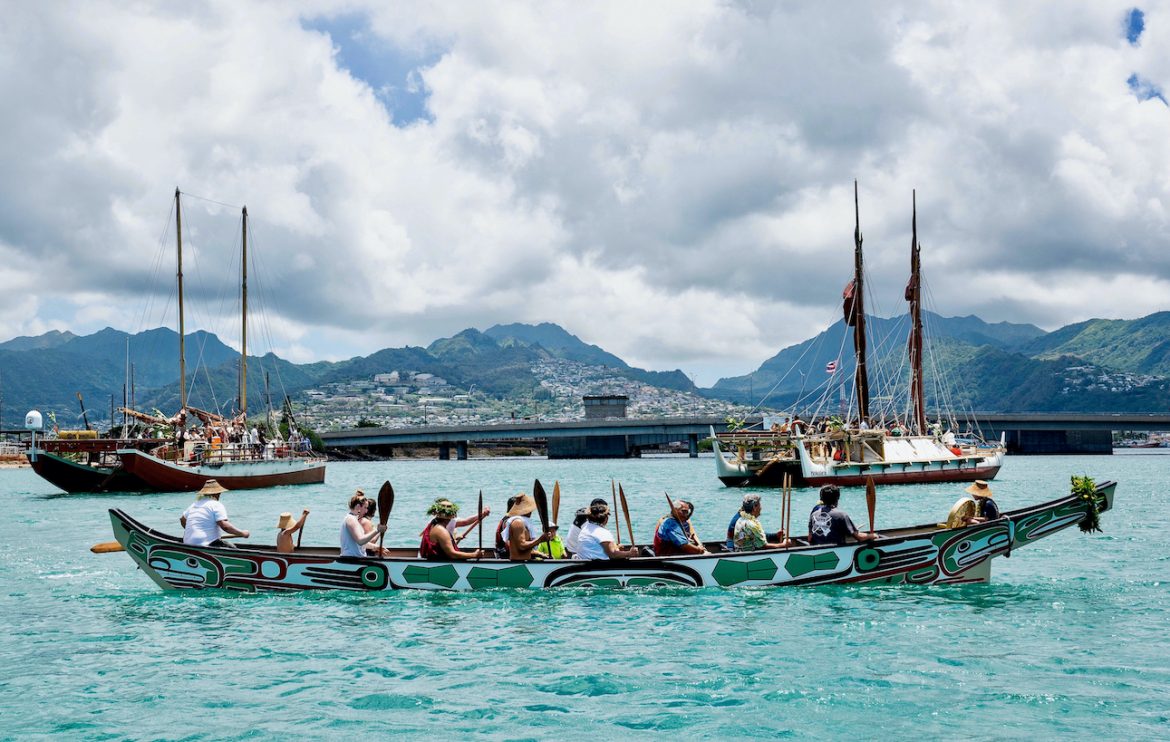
(720, 461, 1002, 488)
(118, 449, 326, 491)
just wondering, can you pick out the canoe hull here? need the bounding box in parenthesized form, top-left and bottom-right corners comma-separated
(117, 449, 326, 491)
(108, 480, 1114, 592)
(27, 450, 148, 493)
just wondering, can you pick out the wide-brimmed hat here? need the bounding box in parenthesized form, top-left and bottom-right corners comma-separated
(196, 479, 227, 498)
(507, 493, 536, 517)
(427, 498, 459, 518)
(276, 512, 295, 529)
(965, 480, 994, 498)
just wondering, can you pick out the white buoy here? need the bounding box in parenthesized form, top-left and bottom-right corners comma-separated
(25, 410, 42, 461)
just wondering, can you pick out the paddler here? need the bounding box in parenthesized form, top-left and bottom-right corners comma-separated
(419, 498, 483, 560)
(733, 494, 791, 551)
(653, 499, 706, 556)
(502, 493, 553, 561)
(573, 500, 639, 561)
(180, 479, 249, 547)
(275, 509, 309, 553)
(944, 480, 1001, 528)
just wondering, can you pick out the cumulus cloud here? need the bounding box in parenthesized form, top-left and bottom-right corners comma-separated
(0, 0, 1167, 385)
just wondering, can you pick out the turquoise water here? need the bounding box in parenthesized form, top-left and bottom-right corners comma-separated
(1, 454, 1166, 739)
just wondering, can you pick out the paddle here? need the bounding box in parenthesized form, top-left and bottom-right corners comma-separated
(552, 481, 561, 528)
(619, 483, 635, 546)
(533, 479, 550, 534)
(477, 489, 484, 558)
(377, 480, 394, 551)
(296, 511, 309, 549)
(665, 491, 699, 548)
(866, 475, 877, 535)
(92, 534, 242, 553)
(611, 479, 621, 546)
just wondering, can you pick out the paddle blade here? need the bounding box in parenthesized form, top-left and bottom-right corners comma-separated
(533, 479, 550, 532)
(91, 541, 124, 553)
(865, 476, 877, 533)
(377, 481, 394, 526)
(552, 481, 561, 526)
(478, 489, 484, 552)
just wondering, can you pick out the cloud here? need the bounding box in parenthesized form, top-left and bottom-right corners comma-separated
(0, 1, 1168, 386)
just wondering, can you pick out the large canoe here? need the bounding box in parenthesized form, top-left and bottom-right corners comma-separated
(28, 438, 169, 493)
(106, 480, 1114, 592)
(117, 447, 326, 491)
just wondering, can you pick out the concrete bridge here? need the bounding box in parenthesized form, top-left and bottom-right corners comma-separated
(319, 412, 1170, 458)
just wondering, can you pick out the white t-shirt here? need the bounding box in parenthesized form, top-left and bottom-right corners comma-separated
(573, 521, 614, 560)
(182, 499, 228, 546)
(565, 523, 583, 554)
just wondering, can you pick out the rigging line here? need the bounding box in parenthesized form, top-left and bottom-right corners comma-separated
(749, 324, 830, 413)
(181, 192, 244, 211)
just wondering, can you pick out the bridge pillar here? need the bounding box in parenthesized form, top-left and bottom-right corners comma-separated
(688, 433, 699, 458)
(438, 443, 451, 460)
(456, 441, 468, 460)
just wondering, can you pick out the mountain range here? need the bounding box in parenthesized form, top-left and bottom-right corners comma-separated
(2, 311, 1168, 429)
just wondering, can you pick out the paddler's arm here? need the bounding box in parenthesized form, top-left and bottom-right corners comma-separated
(351, 518, 385, 546)
(602, 540, 640, 560)
(508, 519, 550, 553)
(292, 509, 310, 532)
(433, 527, 482, 560)
(216, 519, 250, 539)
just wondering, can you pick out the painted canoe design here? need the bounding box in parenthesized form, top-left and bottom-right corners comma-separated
(107, 480, 1114, 592)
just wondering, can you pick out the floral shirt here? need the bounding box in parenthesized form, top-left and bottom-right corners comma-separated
(733, 510, 767, 551)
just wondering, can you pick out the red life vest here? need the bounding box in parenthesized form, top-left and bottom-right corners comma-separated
(419, 523, 441, 560)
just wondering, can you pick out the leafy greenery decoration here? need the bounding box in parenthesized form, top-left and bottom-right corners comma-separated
(725, 416, 746, 432)
(1071, 474, 1101, 533)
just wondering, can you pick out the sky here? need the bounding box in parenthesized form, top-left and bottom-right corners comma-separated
(0, 2, 1167, 386)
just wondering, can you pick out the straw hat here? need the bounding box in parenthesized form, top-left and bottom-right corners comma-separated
(276, 512, 295, 530)
(965, 480, 994, 498)
(507, 493, 536, 517)
(196, 479, 227, 498)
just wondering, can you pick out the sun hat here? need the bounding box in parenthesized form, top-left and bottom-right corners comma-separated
(427, 498, 460, 518)
(276, 512, 295, 530)
(507, 494, 536, 517)
(965, 480, 994, 498)
(196, 479, 227, 498)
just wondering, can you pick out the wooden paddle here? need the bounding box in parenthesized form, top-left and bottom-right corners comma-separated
(618, 483, 635, 546)
(533, 479, 550, 534)
(865, 475, 877, 535)
(477, 489, 484, 558)
(377, 480, 394, 551)
(611, 479, 621, 546)
(296, 511, 309, 549)
(92, 534, 242, 553)
(552, 481, 561, 528)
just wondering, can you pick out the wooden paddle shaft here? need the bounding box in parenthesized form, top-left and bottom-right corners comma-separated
(296, 512, 308, 549)
(619, 484, 635, 545)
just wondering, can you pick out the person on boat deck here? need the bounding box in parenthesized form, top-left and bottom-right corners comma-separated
(563, 507, 589, 556)
(341, 492, 385, 558)
(180, 479, 249, 547)
(574, 500, 639, 561)
(808, 485, 878, 546)
(362, 497, 393, 557)
(503, 494, 553, 561)
(654, 500, 706, 556)
(494, 495, 521, 558)
(733, 494, 791, 551)
(889, 420, 906, 437)
(858, 418, 871, 431)
(945, 480, 1001, 528)
(419, 499, 484, 560)
(276, 509, 309, 554)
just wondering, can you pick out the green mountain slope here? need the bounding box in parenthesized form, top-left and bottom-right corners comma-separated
(1022, 312, 1170, 376)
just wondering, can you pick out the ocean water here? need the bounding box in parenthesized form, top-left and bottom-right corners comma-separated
(1, 453, 1166, 739)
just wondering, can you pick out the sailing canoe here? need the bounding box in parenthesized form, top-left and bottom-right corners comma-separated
(106, 479, 1113, 592)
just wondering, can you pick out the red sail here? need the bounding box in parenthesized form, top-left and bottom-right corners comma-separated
(843, 279, 857, 326)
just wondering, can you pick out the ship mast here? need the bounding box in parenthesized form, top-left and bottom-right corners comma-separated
(846, 180, 871, 423)
(239, 206, 248, 416)
(175, 188, 187, 412)
(907, 190, 926, 435)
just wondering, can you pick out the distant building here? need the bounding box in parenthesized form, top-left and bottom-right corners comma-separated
(583, 394, 628, 419)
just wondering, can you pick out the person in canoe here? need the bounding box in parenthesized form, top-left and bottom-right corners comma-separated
(502, 493, 553, 561)
(493, 495, 520, 558)
(180, 479, 249, 547)
(341, 492, 386, 557)
(419, 498, 483, 560)
(808, 485, 878, 546)
(726, 494, 786, 551)
(654, 499, 706, 556)
(733, 494, 791, 551)
(276, 509, 309, 554)
(421, 500, 491, 543)
(563, 507, 589, 557)
(944, 480, 1001, 528)
(574, 499, 639, 561)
